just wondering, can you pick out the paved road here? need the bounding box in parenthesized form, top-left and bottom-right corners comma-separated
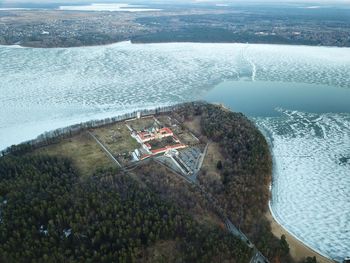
(250, 249, 269, 263)
(225, 218, 254, 248)
(189, 142, 209, 182)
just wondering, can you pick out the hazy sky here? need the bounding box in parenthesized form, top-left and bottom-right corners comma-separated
(1, 0, 350, 8)
(1, 0, 350, 3)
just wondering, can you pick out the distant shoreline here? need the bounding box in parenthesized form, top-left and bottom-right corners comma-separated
(1, 40, 349, 50)
(2, 5, 349, 49)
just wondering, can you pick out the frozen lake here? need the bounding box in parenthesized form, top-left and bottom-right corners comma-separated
(256, 110, 350, 260)
(1, 42, 350, 260)
(206, 81, 350, 259)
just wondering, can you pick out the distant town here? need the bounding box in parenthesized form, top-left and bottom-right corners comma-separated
(1, 3, 350, 48)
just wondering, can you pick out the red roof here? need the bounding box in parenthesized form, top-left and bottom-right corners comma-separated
(158, 127, 173, 135)
(138, 131, 154, 141)
(138, 127, 173, 142)
(151, 144, 186, 154)
(141, 154, 152, 160)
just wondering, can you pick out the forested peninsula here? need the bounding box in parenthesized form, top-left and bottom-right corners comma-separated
(0, 102, 312, 263)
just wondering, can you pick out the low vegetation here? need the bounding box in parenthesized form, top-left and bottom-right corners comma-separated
(92, 123, 139, 156)
(33, 133, 114, 177)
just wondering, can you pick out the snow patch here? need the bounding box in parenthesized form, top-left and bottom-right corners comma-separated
(58, 3, 161, 12)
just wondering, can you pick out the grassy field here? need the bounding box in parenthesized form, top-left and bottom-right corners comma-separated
(33, 132, 114, 177)
(126, 116, 158, 131)
(176, 130, 199, 146)
(92, 122, 139, 155)
(31, 113, 208, 178)
(31, 115, 203, 174)
(183, 116, 202, 136)
(199, 142, 224, 188)
(156, 115, 173, 127)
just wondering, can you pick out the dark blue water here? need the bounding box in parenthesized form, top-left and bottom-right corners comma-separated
(204, 80, 350, 117)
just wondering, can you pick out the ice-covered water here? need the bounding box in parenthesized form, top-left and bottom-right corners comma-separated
(255, 110, 350, 260)
(1, 42, 350, 259)
(2, 42, 350, 150)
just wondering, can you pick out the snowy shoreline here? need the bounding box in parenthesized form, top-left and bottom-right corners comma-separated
(269, 199, 333, 261)
(257, 110, 350, 261)
(259, 117, 336, 261)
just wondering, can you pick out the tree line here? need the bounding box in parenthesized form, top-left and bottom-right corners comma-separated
(1, 103, 197, 157)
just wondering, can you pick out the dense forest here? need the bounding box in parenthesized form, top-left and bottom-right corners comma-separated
(0, 155, 251, 262)
(131, 28, 319, 46)
(174, 103, 292, 262)
(0, 102, 307, 262)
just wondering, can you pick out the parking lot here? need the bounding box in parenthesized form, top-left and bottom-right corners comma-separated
(178, 147, 202, 172)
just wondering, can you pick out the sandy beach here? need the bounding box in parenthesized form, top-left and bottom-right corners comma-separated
(265, 211, 335, 263)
